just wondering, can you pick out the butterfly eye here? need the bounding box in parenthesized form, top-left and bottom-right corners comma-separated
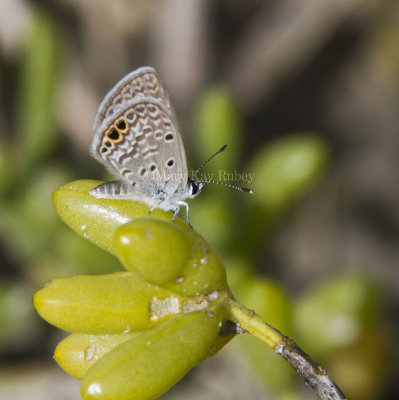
(191, 183, 199, 195)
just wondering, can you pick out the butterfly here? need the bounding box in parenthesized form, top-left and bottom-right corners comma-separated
(89, 66, 252, 227)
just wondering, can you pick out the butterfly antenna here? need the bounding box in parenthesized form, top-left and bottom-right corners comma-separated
(192, 144, 227, 179)
(199, 179, 253, 194)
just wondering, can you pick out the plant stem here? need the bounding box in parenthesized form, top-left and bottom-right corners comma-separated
(226, 297, 347, 400)
(226, 297, 283, 347)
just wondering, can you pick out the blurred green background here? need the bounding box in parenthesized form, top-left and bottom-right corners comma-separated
(0, 1, 398, 399)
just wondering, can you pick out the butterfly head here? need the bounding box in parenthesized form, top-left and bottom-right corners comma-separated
(187, 178, 205, 199)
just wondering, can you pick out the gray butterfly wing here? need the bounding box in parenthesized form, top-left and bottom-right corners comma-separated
(92, 66, 177, 135)
(90, 97, 188, 203)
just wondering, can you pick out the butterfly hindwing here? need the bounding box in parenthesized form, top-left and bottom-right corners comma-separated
(92, 67, 176, 135)
(90, 97, 188, 200)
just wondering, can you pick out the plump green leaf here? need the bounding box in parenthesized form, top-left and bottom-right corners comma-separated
(81, 309, 225, 400)
(116, 219, 194, 285)
(116, 220, 229, 297)
(34, 272, 187, 334)
(55, 332, 141, 379)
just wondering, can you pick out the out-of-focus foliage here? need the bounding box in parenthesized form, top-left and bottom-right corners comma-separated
(0, 11, 122, 365)
(195, 87, 242, 174)
(249, 134, 328, 214)
(0, 282, 41, 351)
(293, 275, 387, 400)
(17, 12, 61, 170)
(234, 278, 296, 394)
(193, 87, 387, 399)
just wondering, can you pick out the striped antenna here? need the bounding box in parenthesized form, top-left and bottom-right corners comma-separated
(192, 145, 227, 179)
(193, 144, 254, 194)
(199, 179, 253, 194)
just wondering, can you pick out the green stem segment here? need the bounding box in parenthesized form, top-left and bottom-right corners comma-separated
(226, 297, 283, 348)
(226, 297, 347, 400)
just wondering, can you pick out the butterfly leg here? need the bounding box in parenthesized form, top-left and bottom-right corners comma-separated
(176, 201, 192, 228)
(147, 207, 155, 217)
(172, 206, 181, 223)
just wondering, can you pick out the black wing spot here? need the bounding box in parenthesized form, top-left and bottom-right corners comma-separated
(139, 168, 146, 176)
(165, 133, 173, 141)
(107, 128, 119, 140)
(150, 165, 156, 172)
(116, 118, 127, 131)
(166, 158, 174, 167)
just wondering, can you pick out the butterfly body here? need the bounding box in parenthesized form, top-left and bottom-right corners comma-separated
(90, 178, 203, 213)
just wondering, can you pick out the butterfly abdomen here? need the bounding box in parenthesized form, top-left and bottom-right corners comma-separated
(90, 180, 136, 199)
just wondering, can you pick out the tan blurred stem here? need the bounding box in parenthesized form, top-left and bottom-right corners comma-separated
(226, 298, 347, 400)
